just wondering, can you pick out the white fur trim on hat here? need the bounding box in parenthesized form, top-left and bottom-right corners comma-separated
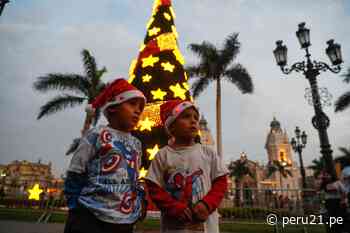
(101, 89, 146, 115)
(164, 101, 198, 130)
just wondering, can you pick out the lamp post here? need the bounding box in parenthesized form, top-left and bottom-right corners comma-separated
(0, 0, 9, 16)
(291, 127, 307, 190)
(273, 22, 343, 182)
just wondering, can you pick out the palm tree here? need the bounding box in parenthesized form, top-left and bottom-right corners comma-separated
(335, 67, 350, 112)
(33, 49, 107, 143)
(335, 147, 350, 169)
(186, 33, 254, 157)
(267, 160, 293, 191)
(228, 156, 255, 207)
(308, 156, 325, 178)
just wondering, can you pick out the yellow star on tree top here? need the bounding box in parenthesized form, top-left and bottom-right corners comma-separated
(139, 167, 148, 179)
(151, 88, 167, 100)
(142, 55, 159, 68)
(161, 62, 175, 72)
(170, 83, 187, 100)
(138, 117, 155, 131)
(147, 144, 159, 160)
(28, 184, 43, 201)
(142, 74, 152, 83)
(148, 27, 161, 36)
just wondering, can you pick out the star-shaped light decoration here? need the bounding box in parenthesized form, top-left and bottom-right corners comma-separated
(142, 55, 159, 68)
(148, 27, 161, 36)
(151, 88, 167, 100)
(138, 117, 156, 131)
(157, 33, 176, 51)
(28, 184, 43, 201)
(147, 144, 159, 160)
(139, 167, 148, 179)
(173, 48, 185, 65)
(170, 83, 187, 100)
(142, 74, 152, 83)
(161, 62, 175, 72)
(163, 12, 171, 21)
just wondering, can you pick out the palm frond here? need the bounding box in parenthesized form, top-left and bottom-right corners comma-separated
(338, 147, 350, 156)
(33, 74, 90, 96)
(191, 76, 211, 99)
(185, 65, 206, 79)
(335, 91, 350, 112)
(37, 94, 86, 119)
(224, 63, 254, 94)
(219, 33, 240, 69)
(341, 67, 350, 83)
(81, 49, 97, 82)
(188, 42, 218, 61)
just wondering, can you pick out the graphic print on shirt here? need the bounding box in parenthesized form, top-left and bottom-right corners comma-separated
(79, 127, 144, 223)
(164, 168, 204, 204)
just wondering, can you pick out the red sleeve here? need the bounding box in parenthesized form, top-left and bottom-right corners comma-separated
(145, 180, 187, 217)
(201, 175, 228, 213)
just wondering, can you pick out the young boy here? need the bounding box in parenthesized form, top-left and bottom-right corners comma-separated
(64, 78, 147, 233)
(145, 99, 228, 233)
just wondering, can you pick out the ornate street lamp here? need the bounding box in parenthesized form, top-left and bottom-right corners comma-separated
(0, 0, 9, 16)
(273, 22, 343, 182)
(291, 127, 307, 190)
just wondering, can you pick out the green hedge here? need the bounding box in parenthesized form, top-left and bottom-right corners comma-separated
(219, 207, 295, 220)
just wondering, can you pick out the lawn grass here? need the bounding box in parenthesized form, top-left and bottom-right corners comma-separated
(0, 208, 327, 233)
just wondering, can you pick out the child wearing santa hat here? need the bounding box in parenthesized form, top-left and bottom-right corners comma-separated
(64, 78, 147, 233)
(145, 99, 228, 233)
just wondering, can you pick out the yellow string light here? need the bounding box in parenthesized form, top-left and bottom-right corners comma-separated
(161, 62, 175, 72)
(128, 59, 137, 83)
(163, 12, 171, 21)
(28, 184, 43, 201)
(148, 27, 161, 36)
(146, 17, 155, 30)
(142, 55, 159, 68)
(151, 88, 167, 100)
(184, 72, 188, 81)
(171, 25, 178, 38)
(173, 47, 185, 65)
(147, 144, 159, 160)
(139, 102, 163, 127)
(138, 117, 156, 132)
(170, 83, 187, 100)
(169, 6, 176, 19)
(139, 43, 146, 52)
(142, 74, 152, 83)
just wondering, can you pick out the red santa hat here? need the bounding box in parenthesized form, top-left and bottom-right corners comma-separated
(86, 78, 146, 116)
(160, 99, 199, 131)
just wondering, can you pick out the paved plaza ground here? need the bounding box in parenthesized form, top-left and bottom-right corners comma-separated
(0, 220, 161, 233)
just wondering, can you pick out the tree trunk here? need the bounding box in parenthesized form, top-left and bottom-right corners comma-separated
(235, 180, 241, 207)
(81, 113, 94, 136)
(216, 79, 222, 157)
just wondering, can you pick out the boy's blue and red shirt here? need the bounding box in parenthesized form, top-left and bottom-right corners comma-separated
(64, 125, 145, 224)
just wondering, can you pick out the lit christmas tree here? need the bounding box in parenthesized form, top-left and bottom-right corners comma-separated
(129, 0, 192, 175)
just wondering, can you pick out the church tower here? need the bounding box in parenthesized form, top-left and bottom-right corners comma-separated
(265, 117, 293, 166)
(198, 115, 215, 147)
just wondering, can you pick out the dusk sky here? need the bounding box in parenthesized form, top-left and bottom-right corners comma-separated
(1, 0, 349, 177)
